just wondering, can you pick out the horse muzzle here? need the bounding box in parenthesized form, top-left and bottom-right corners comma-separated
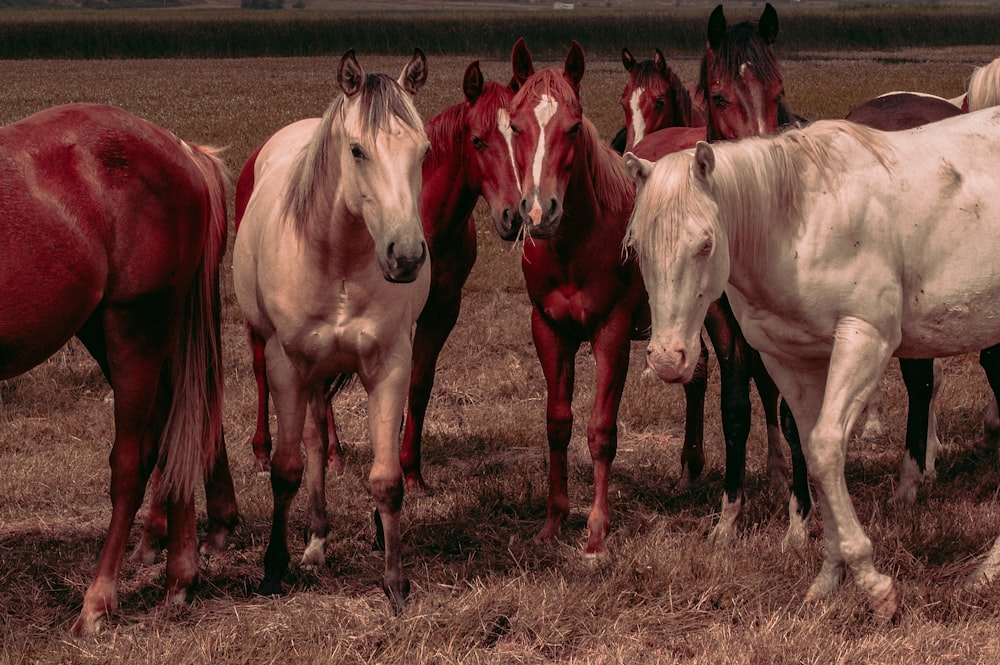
(519, 194, 562, 239)
(645, 339, 696, 384)
(493, 205, 524, 242)
(380, 240, 427, 283)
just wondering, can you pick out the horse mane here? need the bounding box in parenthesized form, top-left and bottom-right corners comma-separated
(708, 120, 893, 271)
(631, 58, 698, 126)
(697, 20, 783, 100)
(284, 73, 425, 236)
(967, 57, 1000, 112)
(424, 80, 512, 171)
(579, 115, 635, 215)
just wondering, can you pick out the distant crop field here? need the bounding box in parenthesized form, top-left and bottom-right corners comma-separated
(3, 41, 1000, 664)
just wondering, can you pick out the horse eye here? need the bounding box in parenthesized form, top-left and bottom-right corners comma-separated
(654, 98, 667, 111)
(472, 136, 486, 150)
(698, 238, 713, 256)
(568, 122, 581, 136)
(350, 144, 365, 161)
(712, 94, 728, 109)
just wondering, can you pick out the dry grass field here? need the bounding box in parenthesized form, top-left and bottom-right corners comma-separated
(4, 43, 1000, 664)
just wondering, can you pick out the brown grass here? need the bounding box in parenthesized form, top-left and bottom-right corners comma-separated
(4, 45, 1000, 664)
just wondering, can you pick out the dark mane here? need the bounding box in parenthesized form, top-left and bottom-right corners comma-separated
(697, 21, 783, 99)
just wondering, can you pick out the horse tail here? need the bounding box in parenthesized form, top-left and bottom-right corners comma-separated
(158, 143, 230, 502)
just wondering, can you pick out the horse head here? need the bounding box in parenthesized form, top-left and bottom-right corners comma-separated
(460, 60, 523, 241)
(620, 47, 699, 151)
(336, 49, 430, 282)
(699, 3, 786, 142)
(506, 40, 585, 239)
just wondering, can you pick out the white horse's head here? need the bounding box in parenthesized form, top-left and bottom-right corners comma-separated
(624, 145, 730, 383)
(336, 49, 430, 282)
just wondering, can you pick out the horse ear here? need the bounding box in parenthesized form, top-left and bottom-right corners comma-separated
(622, 47, 636, 72)
(564, 41, 585, 95)
(511, 38, 535, 92)
(759, 3, 780, 45)
(653, 48, 670, 78)
(463, 60, 485, 103)
(339, 49, 364, 98)
(707, 4, 726, 51)
(623, 152, 654, 189)
(399, 47, 428, 97)
(693, 141, 716, 184)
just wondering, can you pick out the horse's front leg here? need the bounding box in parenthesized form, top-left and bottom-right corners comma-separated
(779, 318, 898, 619)
(676, 337, 709, 492)
(976, 344, 1000, 456)
(258, 340, 308, 596)
(362, 346, 412, 614)
(894, 357, 941, 504)
(400, 284, 464, 495)
(584, 313, 638, 556)
(301, 391, 332, 570)
(531, 308, 580, 545)
(702, 296, 754, 543)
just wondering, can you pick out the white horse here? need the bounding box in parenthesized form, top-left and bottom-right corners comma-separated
(623, 108, 1000, 619)
(232, 49, 430, 611)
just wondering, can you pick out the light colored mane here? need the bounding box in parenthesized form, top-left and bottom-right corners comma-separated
(284, 73, 425, 236)
(710, 120, 894, 271)
(967, 57, 1000, 112)
(627, 120, 894, 274)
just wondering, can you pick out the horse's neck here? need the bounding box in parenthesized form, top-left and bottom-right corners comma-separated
(422, 108, 479, 240)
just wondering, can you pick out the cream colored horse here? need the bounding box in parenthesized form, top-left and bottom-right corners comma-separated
(625, 109, 1000, 619)
(233, 49, 430, 611)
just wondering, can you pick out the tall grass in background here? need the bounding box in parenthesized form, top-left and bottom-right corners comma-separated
(0, 6, 998, 58)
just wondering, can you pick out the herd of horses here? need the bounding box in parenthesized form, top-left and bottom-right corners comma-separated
(4, 1, 1000, 635)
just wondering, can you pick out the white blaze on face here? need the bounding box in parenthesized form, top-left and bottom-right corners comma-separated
(497, 108, 521, 194)
(528, 94, 558, 227)
(629, 87, 646, 146)
(740, 61, 768, 135)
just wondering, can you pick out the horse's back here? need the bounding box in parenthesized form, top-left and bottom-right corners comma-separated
(845, 92, 962, 131)
(0, 103, 222, 378)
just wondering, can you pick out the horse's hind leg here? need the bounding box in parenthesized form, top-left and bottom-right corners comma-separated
(301, 393, 332, 570)
(248, 326, 273, 475)
(202, 430, 239, 555)
(71, 307, 172, 636)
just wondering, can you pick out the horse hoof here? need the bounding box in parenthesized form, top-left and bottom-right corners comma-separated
(871, 582, 899, 622)
(129, 538, 161, 566)
(383, 577, 411, 615)
(256, 579, 285, 596)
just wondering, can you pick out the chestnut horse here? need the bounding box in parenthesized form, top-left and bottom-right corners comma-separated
(232, 50, 430, 611)
(611, 47, 705, 153)
(0, 103, 230, 635)
(239, 59, 523, 494)
(505, 38, 642, 555)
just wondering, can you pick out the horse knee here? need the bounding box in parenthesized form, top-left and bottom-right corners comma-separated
(371, 475, 404, 514)
(586, 422, 618, 463)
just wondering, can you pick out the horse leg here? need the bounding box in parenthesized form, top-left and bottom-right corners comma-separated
(400, 292, 462, 495)
(325, 400, 345, 474)
(702, 297, 753, 544)
(751, 350, 790, 499)
(776, 321, 898, 619)
(583, 315, 634, 556)
(301, 393, 332, 570)
(857, 383, 885, 440)
(258, 341, 308, 596)
(894, 358, 939, 504)
(248, 325, 273, 475)
(531, 309, 579, 544)
(202, 429, 239, 556)
(977, 344, 1000, 456)
(778, 398, 812, 551)
(362, 358, 411, 614)
(676, 339, 709, 492)
(132, 469, 168, 565)
(71, 308, 171, 636)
